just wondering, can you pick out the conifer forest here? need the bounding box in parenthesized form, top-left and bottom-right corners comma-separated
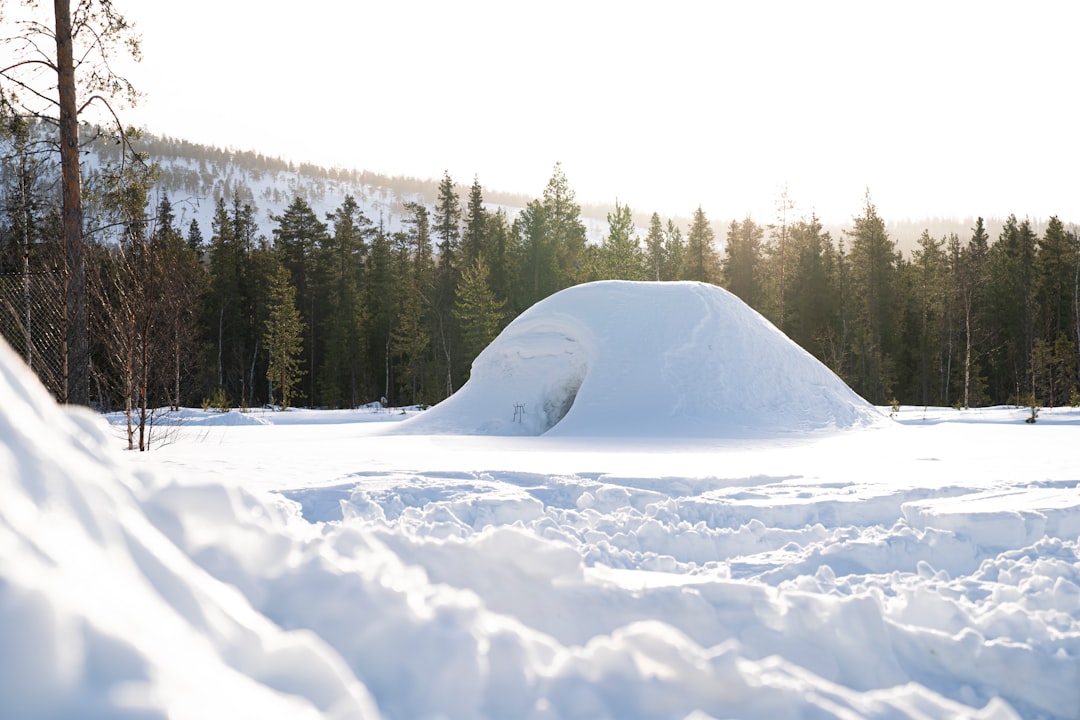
(1, 121, 1078, 429)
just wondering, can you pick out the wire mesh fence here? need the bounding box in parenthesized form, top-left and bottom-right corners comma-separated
(0, 270, 66, 399)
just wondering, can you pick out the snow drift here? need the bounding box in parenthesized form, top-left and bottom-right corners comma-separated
(0, 339, 379, 718)
(402, 280, 883, 436)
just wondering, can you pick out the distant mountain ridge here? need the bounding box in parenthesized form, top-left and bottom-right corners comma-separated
(95, 132, 616, 243)
(29, 125, 1064, 254)
(128, 132, 1054, 255)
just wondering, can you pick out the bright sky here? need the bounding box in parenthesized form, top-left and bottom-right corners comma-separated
(120, 1, 1077, 224)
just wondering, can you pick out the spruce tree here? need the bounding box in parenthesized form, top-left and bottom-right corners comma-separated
(513, 199, 556, 310)
(985, 215, 1037, 401)
(598, 200, 645, 280)
(1035, 216, 1074, 343)
(844, 191, 899, 403)
(644, 213, 665, 281)
(186, 219, 205, 259)
(957, 217, 990, 407)
(153, 195, 207, 411)
(485, 209, 515, 307)
(391, 202, 435, 404)
(461, 176, 488, 271)
(454, 255, 507, 365)
(764, 190, 796, 330)
(683, 206, 720, 283)
(663, 219, 685, 281)
(785, 215, 841, 366)
(722, 217, 765, 308)
(906, 230, 948, 405)
(264, 262, 304, 409)
(541, 163, 588, 289)
(271, 196, 328, 403)
(318, 195, 372, 406)
(433, 172, 463, 395)
(207, 192, 262, 406)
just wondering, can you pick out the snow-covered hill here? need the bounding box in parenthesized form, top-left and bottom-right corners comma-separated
(123, 134, 611, 244)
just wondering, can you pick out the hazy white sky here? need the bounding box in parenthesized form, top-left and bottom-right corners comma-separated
(120, 1, 1077, 224)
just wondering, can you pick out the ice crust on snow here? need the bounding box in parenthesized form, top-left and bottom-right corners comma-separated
(3, 277, 1080, 719)
(400, 280, 884, 436)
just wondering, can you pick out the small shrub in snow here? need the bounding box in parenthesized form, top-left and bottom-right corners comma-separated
(202, 387, 229, 413)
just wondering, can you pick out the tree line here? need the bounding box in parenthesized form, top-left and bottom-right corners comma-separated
(3, 142, 1079, 427)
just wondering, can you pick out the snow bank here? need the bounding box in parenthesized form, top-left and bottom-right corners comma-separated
(400, 280, 883, 437)
(0, 339, 378, 718)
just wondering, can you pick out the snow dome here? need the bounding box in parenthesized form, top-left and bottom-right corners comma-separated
(400, 281, 884, 437)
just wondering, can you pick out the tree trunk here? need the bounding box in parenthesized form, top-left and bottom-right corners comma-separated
(173, 325, 182, 411)
(124, 311, 135, 450)
(963, 295, 972, 409)
(1074, 237, 1080, 390)
(138, 316, 150, 451)
(54, 0, 87, 405)
(248, 337, 259, 409)
(217, 304, 225, 390)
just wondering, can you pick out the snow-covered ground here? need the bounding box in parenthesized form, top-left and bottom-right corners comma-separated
(3, 282, 1079, 719)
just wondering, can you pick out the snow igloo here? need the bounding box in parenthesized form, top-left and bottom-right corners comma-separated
(399, 281, 883, 438)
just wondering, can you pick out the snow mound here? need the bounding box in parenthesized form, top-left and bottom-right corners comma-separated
(402, 281, 883, 437)
(0, 339, 379, 718)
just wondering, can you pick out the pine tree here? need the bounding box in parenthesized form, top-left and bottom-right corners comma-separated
(271, 196, 328, 403)
(663, 219, 684, 281)
(318, 195, 372, 406)
(956, 217, 990, 407)
(761, 189, 796, 330)
(434, 171, 462, 265)
(485, 209, 515, 307)
(153, 195, 207, 411)
(208, 195, 240, 400)
(461, 176, 488, 271)
(364, 222, 395, 402)
(722, 217, 765, 309)
(904, 230, 948, 405)
(390, 202, 435, 404)
(1035, 216, 1074, 343)
(598, 200, 645, 280)
(454, 256, 507, 365)
(513, 199, 556, 310)
(644, 213, 665, 281)
(985, 215, 1037, 401)
(785, 215, 841, 366)
(542, 162, 588, 288)
(186, 218, 205, 259)
(264, 261, 305, 409)
(0, 1, 141, 405)
(207, 191, 264, 406)
(844, 191, 899, 403)
(683, 206, 720, 283)
(433, 171, 463, 395)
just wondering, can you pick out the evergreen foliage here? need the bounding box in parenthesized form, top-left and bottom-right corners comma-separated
(264, 261, 304, 409)
(597, 200, 645, 280)
(844, 192, 900, 404)
(722, 217, 765, 306)
(683, 206, 721, 283)
(454, 255, 506, 361)
(3, 129, 1080, 414)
